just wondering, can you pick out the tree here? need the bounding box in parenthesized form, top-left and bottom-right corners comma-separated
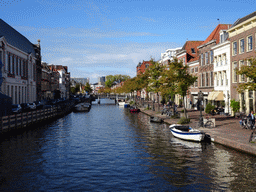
(147, 59, 164, 103)
(175, 59, 197, 119)
(160, 58, 197, 118)
(105, 74, 131, 88)
(84, 82, 92, 94)
(236, 58, 256, 92)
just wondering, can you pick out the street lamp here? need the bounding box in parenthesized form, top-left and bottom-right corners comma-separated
(198, 91, 204, 127)
(152, 99, 155, 111)
(227, 91, 230, 115)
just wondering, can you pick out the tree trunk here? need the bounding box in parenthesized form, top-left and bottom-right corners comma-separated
(183, 95, 187, 119)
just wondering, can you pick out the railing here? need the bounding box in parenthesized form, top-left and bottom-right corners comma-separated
(0, 100, 75, 133)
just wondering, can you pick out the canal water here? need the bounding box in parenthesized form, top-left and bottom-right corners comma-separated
(0, 105, 256, 191)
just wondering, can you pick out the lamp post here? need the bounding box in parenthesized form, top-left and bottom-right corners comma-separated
(152, 99, 155, 111)
(227, 91, 230, 115)
(198, 91, 204, 127)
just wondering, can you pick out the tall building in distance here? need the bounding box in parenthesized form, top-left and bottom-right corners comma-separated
(71, 77, 89, 85)
(98, 76, 105, 85)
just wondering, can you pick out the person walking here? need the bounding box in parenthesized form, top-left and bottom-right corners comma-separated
(248, 111, 255, 129)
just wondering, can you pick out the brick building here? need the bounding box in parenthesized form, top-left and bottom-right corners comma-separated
(176, 41, 204, 108)
(198, 24, 232, 108)
(227, 11, 256, 114)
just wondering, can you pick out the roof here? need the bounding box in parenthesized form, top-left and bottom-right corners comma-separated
(231, 11, 256, 28)
(179, 41, 204, 63)
(0, 19, 36, 56)
(202, 24, 232, 45)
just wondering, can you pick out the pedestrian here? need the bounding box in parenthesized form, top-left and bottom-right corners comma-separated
(248, 111, 255, 129)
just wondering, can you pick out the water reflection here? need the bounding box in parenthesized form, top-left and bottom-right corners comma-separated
(0, 105, 256, 191)
(125, 110, 256, 191)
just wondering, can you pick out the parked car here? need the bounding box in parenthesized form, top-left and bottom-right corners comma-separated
(20, 103, 30, 112)
(28, 102, 36, 110)
(12, 104, 22, 114)
(35, 101, 44, 109)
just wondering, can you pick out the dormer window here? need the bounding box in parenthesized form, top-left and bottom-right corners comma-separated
(191, 48, 195, 53)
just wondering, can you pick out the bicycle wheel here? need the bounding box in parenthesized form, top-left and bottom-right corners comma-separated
(204, 121, 214, 128)
(249, 131, 255, 142)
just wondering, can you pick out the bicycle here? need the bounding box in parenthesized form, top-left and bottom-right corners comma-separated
(197, 117, 214, 128)
(249, 128, 256, 142)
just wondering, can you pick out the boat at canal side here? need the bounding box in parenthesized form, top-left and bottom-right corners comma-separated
(150, 116, 163, 123)
(169, 124, 206, 142)
(74, 103, 91, 112)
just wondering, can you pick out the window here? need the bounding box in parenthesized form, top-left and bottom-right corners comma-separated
(202, 73, 205, 87)
(233, 42, 237, 55)
(240, 39, 244, 53)
(220, 34, 224, 43)
(248, 36, 252, 51)
(201, 54, 204, 65)
(233, 62, 238, 83)
(211, 72, 213, 86)
(210, 50, 213, 63)
(205, 52, 209, 64)
(191, 68, 194, 73)
(240, 60, 245, 82)
(226, 73, 228, 86)
(206, 73, 209, 86)
(195, 67, 198, 73)
(195, 79, 198, 87)
(191, 48, 195, 53)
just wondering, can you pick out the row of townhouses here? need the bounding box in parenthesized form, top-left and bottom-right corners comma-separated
(137, 11, 256, 115)
(0, 19, 70, 105)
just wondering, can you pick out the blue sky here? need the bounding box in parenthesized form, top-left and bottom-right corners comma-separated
(1, 0, 256, 83)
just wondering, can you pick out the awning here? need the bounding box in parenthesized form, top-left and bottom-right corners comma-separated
(207, 91, 224, 101)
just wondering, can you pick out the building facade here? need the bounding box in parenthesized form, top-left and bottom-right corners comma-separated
(159, 47, 182, 65)
(198, 24, 232, 109)
(211, 29, 231, 114)
(0, 19, 40, 104)
(176, 41, 204, 108)
(227, 11, 256, 114)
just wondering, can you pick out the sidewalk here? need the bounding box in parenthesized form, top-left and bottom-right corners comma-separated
(139, 107, 256, 156)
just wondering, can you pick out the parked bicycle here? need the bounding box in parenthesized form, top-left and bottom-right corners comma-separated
(249, 129, 256, 142)
(198, 117, 214, 128)
(239, 117, 255, 130)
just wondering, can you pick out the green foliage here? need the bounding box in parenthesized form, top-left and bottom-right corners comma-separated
(84, 82, 92, 94)
(220, 101, 225, 107)
(129, 100, 135, 105)
(105, 74, 131, 88)
(230, 99, 240, 113)
(177, 117, 190, 124)
(236, 57, 256, 92)
(205, 103, 215, 114)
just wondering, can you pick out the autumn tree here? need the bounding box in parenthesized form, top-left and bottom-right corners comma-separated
(84, 82, 92, 94)
(236, 58, 256, 92)
(160, 58, 197, 118)
(105, 74, 131, 88)
(147, 59, 164, 103)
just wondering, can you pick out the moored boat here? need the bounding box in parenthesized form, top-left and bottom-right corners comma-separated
(130, 106, 140, 113)
(169, 124, 207, 142)
(74, 103, 90, 112)
(150, 116, 163, 123)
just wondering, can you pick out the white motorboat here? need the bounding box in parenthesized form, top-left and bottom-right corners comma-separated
(169, 124, 206, 142)
(74, 103, 90, 112)
(118, 102, 126, 106)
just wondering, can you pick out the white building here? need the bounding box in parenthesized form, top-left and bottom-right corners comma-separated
(0, 19, 38, 104)
(210, 30, 231, 114)
(159, 47, 182, 65)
